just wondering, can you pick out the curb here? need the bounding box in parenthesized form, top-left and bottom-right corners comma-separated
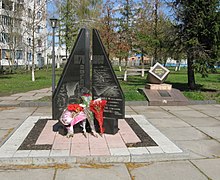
(0, 151, 189, 166)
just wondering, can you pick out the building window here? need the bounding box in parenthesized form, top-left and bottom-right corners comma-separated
(27, 52, 32, 61)
(37, 11, 42, 19)
(27, 38, 31, 46)
(1, 16, 12, 26)
(2, 49, 11, 59)
(37, 39, 42, 47)
(0, 33, 10, 43)
(37, 0, 42, 5)
(28, 8, 32, 18)
(16, 50, 23, 59)
(2, 0, 13, 11)
(36, 25, 42, 33)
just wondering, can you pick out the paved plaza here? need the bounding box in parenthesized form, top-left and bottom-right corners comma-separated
(0, 88, 220, 179)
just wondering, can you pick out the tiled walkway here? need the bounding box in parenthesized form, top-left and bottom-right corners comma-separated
(0, 115, 185, 164)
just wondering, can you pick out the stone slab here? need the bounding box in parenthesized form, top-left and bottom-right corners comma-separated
(145, 83, 172, 90)
(171, 110, 209, 118)
(159, 127, 209, 141)
(129, 161, 207, 180)
(180, 117, 220, 127)
(197, 126, 220, 139)
(147, 117, 191, 128)
(0, 168, 55, 180)
(191, 158, 220, 180)
(0, 120, 22, 130)
(141, 88, 189, 106)
(0, 129, 8, 142)
(56, 164, 131, 180)
(176, 139, 220, 158)
(0, 96, 20, 101)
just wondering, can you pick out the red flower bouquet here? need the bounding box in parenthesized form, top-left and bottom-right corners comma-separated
(67, 104, 83, 112)
(90, 99, 107, 134)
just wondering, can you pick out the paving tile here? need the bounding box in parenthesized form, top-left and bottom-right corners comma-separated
(128, 147, 149, 155)
(0, 168, 55, 180)
(161, 106, 193, 111)
(180, 117, 220, 127)
(176, 139, 220, 158)
(72, 133, 89, 144)
(125, 106, 133, 111)
(70, 145, 90, 156)
(188, 104, 219, 110)
(142, 111, 175, 119)
(36, 120, 57, 144)
(0, 96, 19, 101)
(52, 142, 71, 150)
(147, 146, 164, 154)
(17, 96, 41, 101)
(159, 127, 209, 141)
(0, 150, 15, 157)
(13, 150, 31, 157)
(147, 117, 191, 128)
(0, 101, 21, 106)
(56, 164, 131, 180)
(0, 129, 9, 142)
(50, 149, 69, 157)
(171, 110, 209, 118)
(160, 144, 183, 153)
(29, 150, 50, 157)
(53, 134, 71, 144)
(129, 161, 207, 180)
(90, 148, 110, 156)
(105, 133, 127, 148)
(191, 158, 220, 180)
(10, 92, 36, 97)
(0, 120, 22, 130)
(118, 119, 141, 144)
(198, 126, 220, 139)
(109, 148, 130, 156)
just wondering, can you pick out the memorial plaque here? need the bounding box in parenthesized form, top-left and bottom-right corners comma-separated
(52, 28, 90, 120)
(147, 62, 170, 84)
(92, 29, 125, 131)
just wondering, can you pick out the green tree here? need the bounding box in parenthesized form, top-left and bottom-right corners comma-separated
(172, 0, 220, 89)
(115, 0, 137, 67)
(98, 0, 117, 59)
(134, 0, 172, 65)
(58, 0, 102, 54)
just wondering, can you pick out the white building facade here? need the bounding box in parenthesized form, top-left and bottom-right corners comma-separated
(0, 0, 47, 67)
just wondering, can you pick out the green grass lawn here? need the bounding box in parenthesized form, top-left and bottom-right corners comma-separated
(0, 66, 219, 103)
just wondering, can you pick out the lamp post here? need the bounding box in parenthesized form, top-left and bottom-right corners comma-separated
(50, 18, 58, 93)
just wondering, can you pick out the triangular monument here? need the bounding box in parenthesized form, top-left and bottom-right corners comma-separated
(52, 28, 125, 134)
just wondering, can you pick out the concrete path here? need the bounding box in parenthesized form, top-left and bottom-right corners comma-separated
(0, 89, 220, 179)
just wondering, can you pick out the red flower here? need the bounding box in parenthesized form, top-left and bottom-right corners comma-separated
(83, 93, 92, 97)
(90, 99, 107, 134)
(67, 104, 83, 112)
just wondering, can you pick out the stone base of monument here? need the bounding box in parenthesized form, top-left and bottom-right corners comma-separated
(103, 117, 119, 134)
(94, 117, 119, 135)
(145, 83, 172, 90)
(140, 84, 189, 106)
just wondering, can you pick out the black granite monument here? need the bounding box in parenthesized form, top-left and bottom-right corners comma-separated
(52, 28, 125, 134)
(52, 28, 90, 120)
(92, 29, 125, 134)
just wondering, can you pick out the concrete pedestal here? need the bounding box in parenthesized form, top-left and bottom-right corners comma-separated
(141, 83, 189, 106)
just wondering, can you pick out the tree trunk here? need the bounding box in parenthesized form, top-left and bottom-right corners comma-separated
(187, 53, 196, 90)
(119, 57, 122, 72)
(141, 48, 144, 77)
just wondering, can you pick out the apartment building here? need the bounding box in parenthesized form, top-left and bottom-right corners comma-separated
(0, 0, 47, 67)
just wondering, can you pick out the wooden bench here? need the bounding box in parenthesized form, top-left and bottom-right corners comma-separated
(124, 68, 149, 81)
